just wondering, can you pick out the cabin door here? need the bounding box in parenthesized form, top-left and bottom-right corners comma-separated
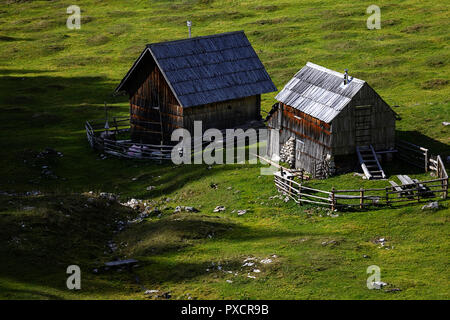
(354, 105, 372, 146)
(269, 129, 279, 159)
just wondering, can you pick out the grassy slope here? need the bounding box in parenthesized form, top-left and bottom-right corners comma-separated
(0, 0, 449, 299)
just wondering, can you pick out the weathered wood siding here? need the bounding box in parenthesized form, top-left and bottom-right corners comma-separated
(182, 95, 261, 133)
(129, 57, 182, 144)
(331, 83, 395, 155)
(276, 104, 332, 173)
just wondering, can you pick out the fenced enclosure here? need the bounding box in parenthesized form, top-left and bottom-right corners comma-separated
(396, 139, 429, 172)
(274, 149, 448, 210)
(85, 117, 173, 160)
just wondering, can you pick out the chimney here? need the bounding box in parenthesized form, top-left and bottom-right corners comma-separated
(187, 20, 192, 38)
(343, 69, 349, 85)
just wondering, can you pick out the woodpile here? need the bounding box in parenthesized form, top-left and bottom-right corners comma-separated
(279, 137, 295, 168)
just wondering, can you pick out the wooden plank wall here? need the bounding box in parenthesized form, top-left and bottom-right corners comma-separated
(280, 104, 332, 173)
(129, 60, 182, 144)
(331, 83, 396, 155)
(182, 95, 260, 133)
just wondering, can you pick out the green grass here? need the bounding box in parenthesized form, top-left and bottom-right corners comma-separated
(0, 0, 449, 299)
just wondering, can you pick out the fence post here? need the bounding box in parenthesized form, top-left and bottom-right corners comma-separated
(298, 184, 302, 205)
(416, 182, 420, 202)
(385, 187, 390, 206)
(445, 178, 448, 199)
(331, 187, 336, 211)
(360, 188, 364, 209)
(424, 149, 428, 172)
(288, 178, 292, 197)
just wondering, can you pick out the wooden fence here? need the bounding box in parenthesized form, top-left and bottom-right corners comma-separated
(86, 118, 173, 160)
(274, 159, 448, 211)
(396, 140, 428, 172)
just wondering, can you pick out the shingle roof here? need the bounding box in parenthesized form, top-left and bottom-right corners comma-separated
(275, 62, 366, 123)
(115, 31, 277, 108)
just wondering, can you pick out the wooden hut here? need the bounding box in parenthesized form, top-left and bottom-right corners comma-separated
(115, 31, 277, 144)
(266, 62, 396, 178)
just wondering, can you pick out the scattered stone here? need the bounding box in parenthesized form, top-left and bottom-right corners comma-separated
(157, 292, 171, 299)
(260, 258, 272, 264)
(421, 201, 439, 210)
(226, 280, 233, 284)
(213, 206, 225, 213)
(22, 206, 35, 211)
(321, 240, 338, 246)
(372, 281, 387, 290)
(243, 257, 256, 263)
(104, 259, 138, 268)
(210, 183, 218, 189)
(99, 192, 118, 202)
(284, 196, 290, 202)
(121, 198, 141, 209)
(185, 206, 199, 212)
(253, 269, 261, 273)
(144, 289, 159, 295)
(237, 210, 247, 216)
(385, 288, 402, 293)
(247, 274, 256, 279)
(442, 121, 450, 126)
(227, 187, 233, 190)
(363, 254, 370, 259)
(146, 186, 155, 191)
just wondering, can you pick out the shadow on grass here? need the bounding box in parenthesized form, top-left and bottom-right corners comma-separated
(397, 130, 450, 157)
(117, 212, 316, 285)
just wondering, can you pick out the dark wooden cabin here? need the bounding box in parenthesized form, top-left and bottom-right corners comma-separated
(266, 62, 396, 177)
(115, 31, 277, 144)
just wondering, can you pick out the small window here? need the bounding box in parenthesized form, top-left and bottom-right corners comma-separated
(228, 105, 232, 110)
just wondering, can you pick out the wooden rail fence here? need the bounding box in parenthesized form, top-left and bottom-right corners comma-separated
(86, 118, 173, 160)
(396, 140, 428, 172)
(274, 157, 448, 211)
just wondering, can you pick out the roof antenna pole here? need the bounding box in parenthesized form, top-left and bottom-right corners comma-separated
(344, 69, 348, 85)
(187, 20, 192, 38)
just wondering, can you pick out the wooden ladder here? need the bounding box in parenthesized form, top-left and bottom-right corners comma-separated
(356, 145, 386, 179)
(355, 105, 372, 146)
(151, 105, 164, 145)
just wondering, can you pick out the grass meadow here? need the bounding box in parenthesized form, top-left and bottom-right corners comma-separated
(0, 0, 448, 299)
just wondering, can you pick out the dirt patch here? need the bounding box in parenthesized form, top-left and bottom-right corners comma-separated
(421, 79, 448, 90)
(401, 24, 428, 33)
(86, 35, 110, 46)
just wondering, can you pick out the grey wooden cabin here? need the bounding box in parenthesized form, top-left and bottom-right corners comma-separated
(115, 31, 277, 144)
(266, 62, 396, 176)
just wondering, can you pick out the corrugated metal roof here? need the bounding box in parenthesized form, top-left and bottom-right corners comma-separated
(275, 62, 365, 123)
(115, 31, 277, 108)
